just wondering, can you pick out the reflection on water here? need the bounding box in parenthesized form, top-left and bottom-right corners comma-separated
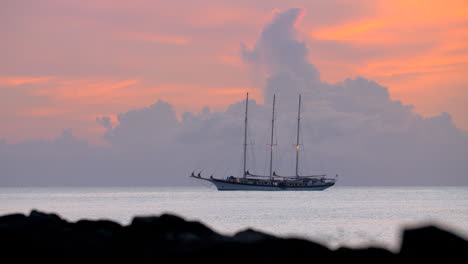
(1, 186, 467, 251)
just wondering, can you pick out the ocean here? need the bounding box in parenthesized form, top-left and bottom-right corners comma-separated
(1, 186, 467, 251)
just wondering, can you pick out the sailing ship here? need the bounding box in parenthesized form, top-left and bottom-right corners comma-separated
(190, 93, 336, 191)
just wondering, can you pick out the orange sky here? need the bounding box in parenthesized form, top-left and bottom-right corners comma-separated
(1, 0, 467, 144)
(308, 0, 468, 131)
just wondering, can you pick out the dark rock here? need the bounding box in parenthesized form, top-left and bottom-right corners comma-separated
(26, 209, 67, 230)
(399, 225, 468, 261)
(1, 210, 467, 263)
(0, 213, 26, 227)
(75, 219, 122, 230)
(232, 228, 278, 242)
(334, 246, 396, 263)
(130, 213, 218, 240)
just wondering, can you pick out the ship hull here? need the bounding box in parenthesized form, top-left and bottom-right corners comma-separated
(208, 178, 334, 191)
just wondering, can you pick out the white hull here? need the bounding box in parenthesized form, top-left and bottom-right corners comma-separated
(196, 177, 334, 191)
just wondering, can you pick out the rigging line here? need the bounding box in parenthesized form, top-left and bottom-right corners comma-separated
(301, 131, 310, 172)
(286, 108, 297, 176)
(239, 144, 244, 177)
(242, 92, 248, 177)
(247, 119, 257, 173)
(276, 144, 285, 175)
(273, 130, 278, 174)
(268, 94, 276, 179)
(263, 133, 269, 176)
(289, 143, 296, 176)
(302, 144, 308, 174)
(295, 94, 302, 177)
(249, 140, 257, 174)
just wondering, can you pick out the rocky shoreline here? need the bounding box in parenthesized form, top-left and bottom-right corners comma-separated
(1, 210, 467, 263)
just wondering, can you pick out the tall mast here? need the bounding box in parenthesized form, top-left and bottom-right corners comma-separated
(295, 94, 302, 177)
(242, 92, 249, 178)
(269, 94, 276, 180)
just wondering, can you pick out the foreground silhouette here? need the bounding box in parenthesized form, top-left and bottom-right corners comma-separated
(1, 210, 466, 263)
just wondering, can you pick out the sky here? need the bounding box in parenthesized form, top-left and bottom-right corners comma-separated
(1, 0, 467, 186)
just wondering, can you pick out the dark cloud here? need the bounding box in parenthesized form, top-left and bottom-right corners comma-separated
(104, 101, 179, 148)
(1, 8, 467, 187)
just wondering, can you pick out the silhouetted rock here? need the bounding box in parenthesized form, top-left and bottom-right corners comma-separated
(0, 213, 26, 227)
(231, 228, 278, 242)
(0, 210, 467, 263)
(399, 225, 468, 262)
(334, 246, 396, 263)
(130, 213, 220, 241)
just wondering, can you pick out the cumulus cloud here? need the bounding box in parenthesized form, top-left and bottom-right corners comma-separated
(242, 7, 320, 105)
(1, 8, 467, 186)
(104, 101, 179, 148)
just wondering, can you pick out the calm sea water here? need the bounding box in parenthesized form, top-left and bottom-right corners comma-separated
(1, 186, 467, 251)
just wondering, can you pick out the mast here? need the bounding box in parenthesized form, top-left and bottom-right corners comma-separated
(269, 94, 276, 180)
(295, 94, 301, 177)
(242, 92, 249, 178)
